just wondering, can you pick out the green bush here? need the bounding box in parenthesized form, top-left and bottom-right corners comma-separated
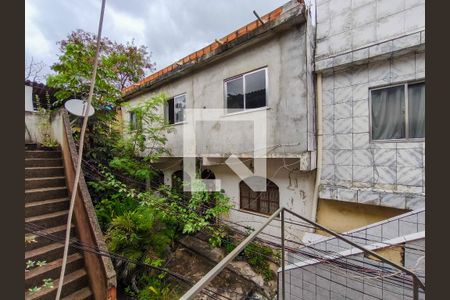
(106, 205, 177, 295)
(90, 170, 232, 296)
(243, 243, 275, 282)
(210, 232, 276, 282)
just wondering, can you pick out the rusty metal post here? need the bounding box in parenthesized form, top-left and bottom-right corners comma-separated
(281, 208, 286, 300)
(276, 271, 280, 300)
(413, 276, 419, 300)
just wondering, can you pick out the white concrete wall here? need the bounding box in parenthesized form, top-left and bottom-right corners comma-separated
(160, 157, 316, 243)
(122, 25, 315, 160)
(25, 85, 34, 112)
(25, 110, 63, 145)
(25, 112, 40, 143)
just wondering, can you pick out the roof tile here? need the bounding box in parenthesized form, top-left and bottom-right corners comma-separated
(122, 3, 294, 97)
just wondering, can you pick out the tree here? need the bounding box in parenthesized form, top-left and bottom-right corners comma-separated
(47, 29, 154, 106)
(25, 56, 46, 82)
(45, 29, 156, 168)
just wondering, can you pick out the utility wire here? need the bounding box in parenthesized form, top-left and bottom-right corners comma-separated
(81, 160, 423, 277)
(25, 222, 233, 300)
(77, 157, 424, 297)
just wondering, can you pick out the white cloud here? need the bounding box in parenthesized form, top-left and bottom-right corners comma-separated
(25, 1, 52, 64)
(104, 5, 147, 46)
(25, 0, 289, 79)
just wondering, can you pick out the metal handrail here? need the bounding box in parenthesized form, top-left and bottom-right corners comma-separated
(282, 208, 425, 299)
(179, 207, 283, 300)
(179, 207, 425, 300)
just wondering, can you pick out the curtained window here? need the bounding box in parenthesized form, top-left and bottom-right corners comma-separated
(240, 177, 279, 215)
(371, 82, 425, 141)
(408, 83, 425, 138)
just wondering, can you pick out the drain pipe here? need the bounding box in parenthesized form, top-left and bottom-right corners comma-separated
(311, 72, 322, 222)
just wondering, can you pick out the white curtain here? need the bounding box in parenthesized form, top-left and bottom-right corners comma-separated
(371, 86, 405, 140)
(408, 83, 425, 138)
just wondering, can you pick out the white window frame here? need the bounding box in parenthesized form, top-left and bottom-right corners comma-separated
(369, 79, 425, 143)
(166, 93, 187, 125)
(223, 67, 268, 115)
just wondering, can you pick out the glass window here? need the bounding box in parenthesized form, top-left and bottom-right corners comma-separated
(129, 111, 141, 131)
(408, 83, 425, 138)
(245, 69, 266, 109)
(239, 177, 279, 215)
(225, 68, 267, 113)
(371, 85, 405, 140)
(166, 94, 186, 124)
(371, 81, 425, 141)
(226, 77, 244, 113)
(174, 94, 186, 124)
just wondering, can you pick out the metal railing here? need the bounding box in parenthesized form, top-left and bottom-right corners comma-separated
(180, 207, 425, 300)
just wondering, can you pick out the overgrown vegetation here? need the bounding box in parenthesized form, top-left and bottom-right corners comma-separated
(83, 91, 233, 297)
(41, 29, 277, 299)
(89, 167, 232, 298)
(34, 93, 58, 148)
(210, 230, 277, 282)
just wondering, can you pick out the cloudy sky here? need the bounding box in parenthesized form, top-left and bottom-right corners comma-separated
(25, 0, 289, 79)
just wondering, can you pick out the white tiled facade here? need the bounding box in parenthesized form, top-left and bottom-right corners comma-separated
(316, 0, 425, 210)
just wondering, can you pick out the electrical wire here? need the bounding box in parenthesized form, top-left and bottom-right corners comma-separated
(75, 156, 425, 297)
(25, 222, 233, 300)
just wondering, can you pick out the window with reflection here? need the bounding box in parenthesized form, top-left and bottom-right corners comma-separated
(225, 68, 267, 113)
(165, 94, 186, 124)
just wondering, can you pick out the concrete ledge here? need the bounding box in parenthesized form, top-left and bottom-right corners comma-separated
(319, 184, 425, 210)
(315, 30, 425, 72)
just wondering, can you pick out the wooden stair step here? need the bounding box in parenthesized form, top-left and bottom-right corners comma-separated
(25, 150, 61, 159)
(25, 268, 88, 300)
(25, 176, 66, 190)
(25, 253, 84, 289)
(25, 198, 69, 218)
(25, 186, 68, 203)
(25, 210, 69, 229)
(25, 239, 76, 263)
(61, 287, 93, 300)
(25, 224, 74, 251)
(25, 158, 63, 168)
(26, 167, 65, 179)
(25, 144, 39, 151)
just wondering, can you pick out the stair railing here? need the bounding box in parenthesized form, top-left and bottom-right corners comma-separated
(179, 207, 425, 300)
(60, 108, 117, 300)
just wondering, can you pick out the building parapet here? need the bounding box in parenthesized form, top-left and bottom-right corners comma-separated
(316, 29, 425, 72)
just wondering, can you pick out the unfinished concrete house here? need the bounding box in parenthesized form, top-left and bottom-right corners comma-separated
(279, 0, 426, 299)
(120, 0, 317, 242)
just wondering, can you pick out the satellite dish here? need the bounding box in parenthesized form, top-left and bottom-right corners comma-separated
(65, 99, 95, 117)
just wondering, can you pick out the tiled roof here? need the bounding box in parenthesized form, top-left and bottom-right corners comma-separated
(122, 1, 304, 98)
